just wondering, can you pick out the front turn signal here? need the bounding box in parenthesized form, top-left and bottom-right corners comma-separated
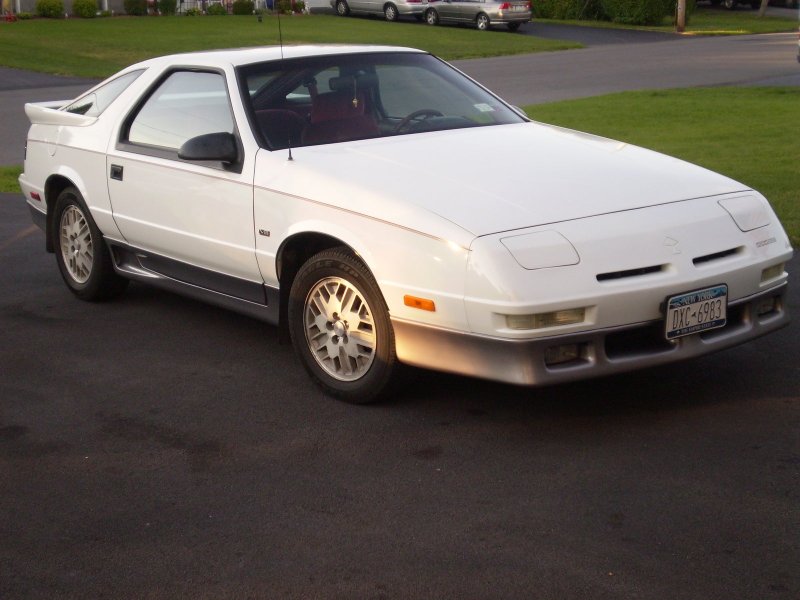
(404, 295, 436, 312)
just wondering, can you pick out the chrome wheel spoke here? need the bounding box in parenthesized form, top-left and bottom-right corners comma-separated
(59, 205, 94, 284)
(304, 276, 377, 382)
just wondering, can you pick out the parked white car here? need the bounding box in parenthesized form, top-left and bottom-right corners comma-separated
(19, 46, 792, 403)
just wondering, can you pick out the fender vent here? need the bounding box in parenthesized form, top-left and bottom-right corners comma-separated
(693, 247, 742, 266)
(597, 264, 665, 282)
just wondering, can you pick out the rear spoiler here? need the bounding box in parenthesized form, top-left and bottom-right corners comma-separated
(24, 101, 97, 127)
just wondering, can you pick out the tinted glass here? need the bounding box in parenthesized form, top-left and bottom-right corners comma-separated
(238, 52, 525, 150)
(64, 70, 144, 117)
(127, 71, 234, 150)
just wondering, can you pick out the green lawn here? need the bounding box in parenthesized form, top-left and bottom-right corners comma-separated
(0, 166, 22, 193)
(539, 6, 798, 34)
(526, 87, 800, 246)
(0, 15, 579, 78)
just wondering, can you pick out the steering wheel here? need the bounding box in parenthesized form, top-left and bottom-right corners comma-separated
(394, 109, 444, 133)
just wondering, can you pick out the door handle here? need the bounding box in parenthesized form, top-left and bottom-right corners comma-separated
(110, 164, 123, 181)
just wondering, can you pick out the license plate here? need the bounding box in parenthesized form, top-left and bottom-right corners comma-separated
(665, 284, 727, 340)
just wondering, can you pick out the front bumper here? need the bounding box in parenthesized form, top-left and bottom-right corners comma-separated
(392, 283, 789, 386)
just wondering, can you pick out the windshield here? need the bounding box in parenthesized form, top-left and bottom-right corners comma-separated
(237, 52, 526, 150)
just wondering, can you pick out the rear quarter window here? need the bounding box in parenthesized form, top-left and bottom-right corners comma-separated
(64, 70, 145, 117)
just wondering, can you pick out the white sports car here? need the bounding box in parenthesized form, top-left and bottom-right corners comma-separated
(19, 46, 792, 403)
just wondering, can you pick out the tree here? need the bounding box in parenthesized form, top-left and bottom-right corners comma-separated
(758, 0, 768, 17)
(676, 0, 686, 32)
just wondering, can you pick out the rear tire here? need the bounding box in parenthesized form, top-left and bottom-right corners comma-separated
(288, 248, 397, 404)
(476, 13, 490, 30)
(335, 0, 349, 16)
(384, 3, 398, 21)
(425, 8, 439, 25)
(53, 187, 128, 301)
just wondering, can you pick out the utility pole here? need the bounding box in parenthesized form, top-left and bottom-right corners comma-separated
(676, 0, 686, 33)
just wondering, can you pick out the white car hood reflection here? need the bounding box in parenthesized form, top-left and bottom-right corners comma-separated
(282, 122, 747, 238)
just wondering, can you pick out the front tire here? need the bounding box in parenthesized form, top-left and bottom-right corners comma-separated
(288, 248, 397, 404)
(53, 187, 128, 301)
(476, 13, 490, 30)
(335, 0, 349, 16)
(425, 8, 439, 25)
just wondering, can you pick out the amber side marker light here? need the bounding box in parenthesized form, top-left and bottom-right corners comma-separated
(404, 295, 436, 312)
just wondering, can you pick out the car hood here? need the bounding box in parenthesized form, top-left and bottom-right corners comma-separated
(286, 122, 748, 240)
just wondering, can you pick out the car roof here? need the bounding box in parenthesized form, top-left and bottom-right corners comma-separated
(127, 45, 425, 72)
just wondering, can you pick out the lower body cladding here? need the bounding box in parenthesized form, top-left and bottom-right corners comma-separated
(391, 284, 789, 386)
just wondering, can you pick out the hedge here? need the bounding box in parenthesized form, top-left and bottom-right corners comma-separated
(72, 0, 97, 17)
(35, 0, 64, 18)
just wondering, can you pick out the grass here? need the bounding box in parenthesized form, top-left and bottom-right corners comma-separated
(0, 166, 22, 193)
(538, 6, 799, 35)
(0, 15, 580, 79)
(526, 87, 800, 246)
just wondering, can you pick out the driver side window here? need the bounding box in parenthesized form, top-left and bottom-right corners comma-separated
(127, 71, 234, 151)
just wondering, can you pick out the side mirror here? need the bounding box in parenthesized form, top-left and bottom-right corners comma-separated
(178, 132, 239, 163)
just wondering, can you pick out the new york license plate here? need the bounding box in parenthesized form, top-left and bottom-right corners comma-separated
(665, 284, 728, 340)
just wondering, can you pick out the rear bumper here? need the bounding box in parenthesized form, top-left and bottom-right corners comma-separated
(489, 10, 531, 24)
(19, 174, 47, 232)
(392, 283, 789, 386)
(28, 203, 46, 232)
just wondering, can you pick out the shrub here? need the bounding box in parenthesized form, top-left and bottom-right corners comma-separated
(16, 11, 34, 18)
(184, 7, 201, 15)
(231, 0, 254, 14)
(72, 0, 97, 17)
(295, 0, 305, 12)
(599, 0, 673, 25)
(123, 0, 147, 15)
(158, 0, 177, 14)
(35, 0, 64, 18)
(533, 0, 603, 20)
(206, 2, 228, 14)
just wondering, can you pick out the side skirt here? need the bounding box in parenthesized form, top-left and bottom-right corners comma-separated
(107, 241, 280, 325)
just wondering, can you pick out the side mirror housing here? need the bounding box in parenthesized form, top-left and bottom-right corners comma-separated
(178, 132, 239, 163)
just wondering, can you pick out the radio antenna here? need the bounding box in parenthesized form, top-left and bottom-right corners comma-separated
(277, 5, 285, 60)
(276, 6, 292, 160)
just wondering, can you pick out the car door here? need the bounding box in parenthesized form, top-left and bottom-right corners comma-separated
(454, 0, 480, 22)
(106, 69, 263, 300)
(348, 0, 369, 12)
(436, 0, 460, 20)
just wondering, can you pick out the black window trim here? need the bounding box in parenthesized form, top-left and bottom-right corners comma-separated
(116, 66, 244, 175)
